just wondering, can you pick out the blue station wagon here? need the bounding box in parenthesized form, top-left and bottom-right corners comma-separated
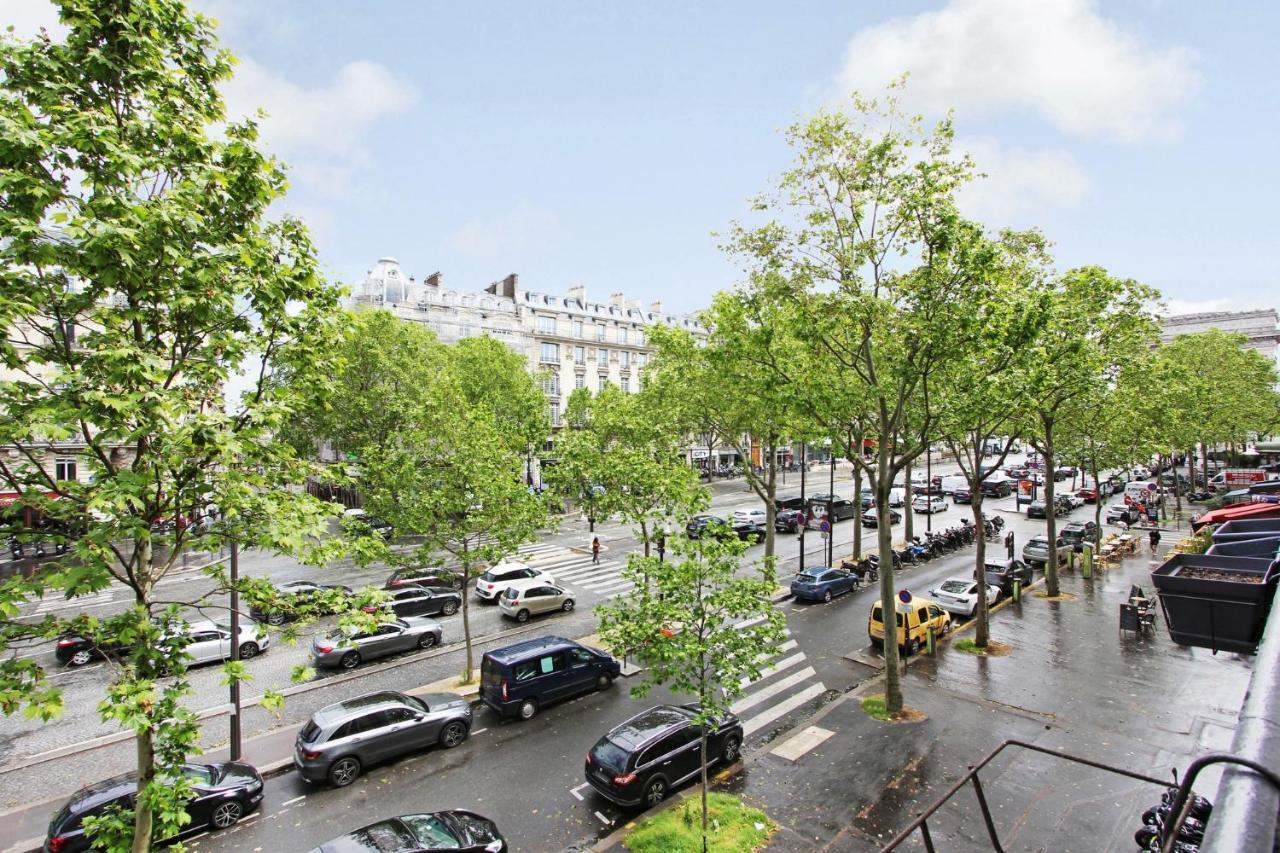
(790, 566, 859, 603)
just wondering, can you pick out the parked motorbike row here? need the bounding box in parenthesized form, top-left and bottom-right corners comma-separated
(1133, 785, 1212, 851)
(842, 514, 1006, 576)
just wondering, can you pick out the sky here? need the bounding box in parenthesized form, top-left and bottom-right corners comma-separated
(6, 0, 1279, 316)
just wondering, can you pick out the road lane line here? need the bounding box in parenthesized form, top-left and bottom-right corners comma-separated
(570, 783, 589, 801)
(739, 650, 803, 688)
(472, 728, 487, 735)
(742, 682, 827, 736)
(587, 580, 634, 595)
(732, 666, 818, 715)
(576, 571, 626, 588)
(594, 810, 612, 825)
(281, 795, 305, 806)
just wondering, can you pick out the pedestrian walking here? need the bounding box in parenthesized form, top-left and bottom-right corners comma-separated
(1136, 501, 1147, 521)
(591, 536, 601, 564)
(1149, 528, 1161, 554)
(1005, 530, 1015, 560)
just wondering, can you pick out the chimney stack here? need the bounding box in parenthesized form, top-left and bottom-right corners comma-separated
(487, 273, 519, 299)
(649, 301, 663, 314)
(425, 271, 443, 288)
(610, 292, 625, 308)
(566, 285, 586, 303)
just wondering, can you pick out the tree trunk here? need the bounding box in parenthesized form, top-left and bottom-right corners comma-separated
(851, 458, 863, 560)
(131, 725, 155, 853)
(461, 538, 474, 683)
(902, 457, 914, 543)
(1200, 440, 1208, 490)
(1042, 417, 1060, 597)
(763, 439, 777, 564)
(971, 481, 989, 648)
(877, 449, 903, 714)
(699, 731, 709, 853)
(1091, 457, 1103, 532)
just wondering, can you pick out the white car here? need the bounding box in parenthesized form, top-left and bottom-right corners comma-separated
(887, 487, 907, 508)
(928, 577, 1002, 616)
(912, 494, 947, 514)
(1105, 503, 1137, 524)
(174, 619, 269, 664)
(1064, 493, 1085, 510)
(497, 578, 575, 623)
(475, 560, 556, 602)
(732, 508, 769, 525)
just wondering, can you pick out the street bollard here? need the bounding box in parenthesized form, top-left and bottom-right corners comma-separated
(927, 625, 936, 655)
(1012, 577, 1021, 602)
(1082, 543, 1093, 579)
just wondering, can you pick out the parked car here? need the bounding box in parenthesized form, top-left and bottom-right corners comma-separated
(928, 577, 1001, 617)
(887, 487, 907, 508)
(980, 479, 1013, 498)
(344, 508, 393, 540)
(1076, 486, 1099, 504)
(55, 633, 134, 667)
(858, 488, 875, 510)
(312, 617, 442, 670)
(1005, 466, 1029, 479)
(45, 762, 264, 852)
(248, 580, 353, 626)
(775, 509, 804, 533)
(1105, 503, 1139, 524)
(791, 566, 859, 603)
(585, 704, 743, 809)
(953, 486, 973, 504)
(1063, 493, 1085, 510)
(386, 566, 462, 591)
(732, 508, 768, 525)
(685, 514, 728, 539)
(1022, 535, 1072, 568)
(307, 812, 507, 853)
(294, 691, 472, 788)
(474, 560, 556, 603)
(498, 579, 574, 623)
(1026, 500, 1048, 519)
(869, 596, 951, 656)
(912, 494, 947, 514)
(480, 636, 620, 720)
(732, 521, 767, 543)
(983, 560, 1033, 597)
(1054, 467, 1076, 481)
(366, 584, 461, 619)
(1052, 494, 1074, 515)
(774, 496, 808, 512)
(861, 508, 902, 527)
(1060, 521, 1100, 552)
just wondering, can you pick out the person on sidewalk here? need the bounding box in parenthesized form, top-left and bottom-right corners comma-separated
(591, 536, 601, 564)
(1005, 531, 1015, 560)
(1149, 528, 1161, 554)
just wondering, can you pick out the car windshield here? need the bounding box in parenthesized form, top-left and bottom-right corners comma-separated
(591, 737, 631, 774)
(181, 764, 216, 786)
(1029, 538, 1049, 547)
(796, 573, 819, 583)
(399, 814, 461, 847)
(939, 580, 971, 594)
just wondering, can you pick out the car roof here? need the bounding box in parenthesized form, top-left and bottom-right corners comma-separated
(314, 691, 415, 725)
(66, 772, 137, 814)
(607, 705, 695, 750)
(483, 635, 578, 664)
(800, 566, 834, 574)
(1063, 521, 1088, 530)
(499, 577, 560, 593)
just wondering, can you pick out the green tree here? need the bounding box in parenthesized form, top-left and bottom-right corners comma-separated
(597, 532, 785, 852)
(0, 2, 348, 849)
(1023, 268, 1161, 597)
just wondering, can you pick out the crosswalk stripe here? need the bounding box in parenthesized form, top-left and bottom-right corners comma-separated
(736, 615, 765, 630)
(577, 571, 626, 589)
(742, 683, 826, 736)
(587, 579, 633, 594)
(740, 649, 804, 688)
(732, 666, 817, 715)
(553, 562, 621, 581)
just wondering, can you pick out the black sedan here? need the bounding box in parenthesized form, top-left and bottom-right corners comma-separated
(249, 580, 353, 626)
(1026, 500, 1048, 519)
(775, 509, 804, 533)
(55, 634, 133, 667)
(686, 514, 729, 539)
(46, 762, 264, 852)
(861, 508, 902, 528)
(308, 811, 507, 853)
(365, 584, 461, 619)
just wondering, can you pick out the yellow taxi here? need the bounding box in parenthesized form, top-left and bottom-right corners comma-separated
(869, 592, 951, 656)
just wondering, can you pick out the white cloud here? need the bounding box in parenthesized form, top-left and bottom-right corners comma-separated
(1, 0, 66, 39)
(957, 137, 1091, 220)
(446, 204, 562, 259)
(835, 0, 1200, 144)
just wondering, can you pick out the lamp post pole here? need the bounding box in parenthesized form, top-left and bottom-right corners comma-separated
(828, 448, 835, 566)
(229, 539, 242, 761)
(799, 443, 807, 568)
(926, 443, 933, 533)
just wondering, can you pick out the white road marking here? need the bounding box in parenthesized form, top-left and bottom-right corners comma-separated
(742, 683, 827, 736)
(49, 664, 103, 678)
(281, 795, 306, 806)
(770, 725, 835, 762)
(582, 578, 632, 594)
(739, 650, 804, 688)
(472, 728, 488, 735)
(570, 782, 590, 801)
(731, 666, 818, 715)
(735, 615, 766, 630)
(594, 810, 612, 825)
(576, 571, 626, 588)
(554, 562, 620, 581)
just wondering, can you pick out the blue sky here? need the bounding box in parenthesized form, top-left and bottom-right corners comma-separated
(8, 0, 1279, 315)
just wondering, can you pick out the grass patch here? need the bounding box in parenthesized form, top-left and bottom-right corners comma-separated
(626, 792, 775, 853)
(861, 694, 927, 723)
(954, 639, 1013, 656)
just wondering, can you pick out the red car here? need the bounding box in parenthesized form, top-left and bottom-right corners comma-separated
(1076, 486, 1099, 503)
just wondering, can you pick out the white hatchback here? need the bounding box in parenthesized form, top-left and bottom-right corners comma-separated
(498, 578, 575, 623)
(928, 577, 1001, 616)
(733, 508, 768, 525)
(475, 560, 556, 602)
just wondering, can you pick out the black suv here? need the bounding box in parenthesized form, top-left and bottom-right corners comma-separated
(981, 479, 1012, 498)
(585, 704, 743, 809)
(775, 509, 804, 533)
(365, 585, 462, 619)
(1060, 520, 1100, 552)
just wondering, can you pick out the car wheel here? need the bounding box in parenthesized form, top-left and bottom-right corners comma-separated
(339, 651, 361, 670)
(515, 609, 530, 623)
(327, 756, 361, 788)
(441, 600, 459, 616)
(69, 649, 93, 667)
(238, 642, 259, 660)
(518, 698, 538, 720)
(562, 598, 575, 613)
(439, 720, 469, 749)
(595, 673, 613, 691)
(267, 612, 286, 626)
(823, 590, 833, 603)
(417, 632, 438, 649)
(721, 735, 741, 764)
(907, 638, 920, 656)
(210, 799, 243, 830)
(643, 777, 668, 808)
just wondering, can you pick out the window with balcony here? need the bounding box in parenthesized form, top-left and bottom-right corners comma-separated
(55, 458, 77, 482)
(549, 403, 561, 426)
(538, 315, 556, 335)
(597, 348, 609, 368)
(574, 320, 584, 339)
(620, 351, 630, 369)
(540, 343, 559, 363)
(574, 346, 585, 365)
(543, 373, 560, 396)
(619, 327, 629, 344)
(596, 324, 606, 342)
(620, 377, 630, 393)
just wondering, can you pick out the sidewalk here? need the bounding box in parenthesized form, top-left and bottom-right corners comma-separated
(719, 542, 1253, 851)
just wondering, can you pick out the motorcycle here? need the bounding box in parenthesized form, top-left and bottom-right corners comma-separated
(8, 538, 22, 560)
(839, 558, 879, 586)
(906, 538, 931, 563)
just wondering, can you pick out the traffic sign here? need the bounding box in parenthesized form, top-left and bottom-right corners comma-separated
(898, 589, 913, 604)
(819, 520, 831, 533)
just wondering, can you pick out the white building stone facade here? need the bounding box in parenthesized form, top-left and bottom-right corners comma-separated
(1162, 309, 1279, 365)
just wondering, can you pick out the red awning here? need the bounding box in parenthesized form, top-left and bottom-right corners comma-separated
(1192, 502, 1280, 531)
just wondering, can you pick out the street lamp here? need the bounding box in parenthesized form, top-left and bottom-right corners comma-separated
(826, 439, 835, 566)
(799, 442, 807, 568)
(228, 539, 242, 760)
(926, 442, 933, 534)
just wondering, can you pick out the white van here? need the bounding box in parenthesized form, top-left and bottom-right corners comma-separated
(940, 475, 968, 495)
(1124, 481, 1158, 503)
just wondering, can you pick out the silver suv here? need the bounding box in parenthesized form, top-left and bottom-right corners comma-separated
(1022, 535, 1072, 568)
(294, 691, 472, 788)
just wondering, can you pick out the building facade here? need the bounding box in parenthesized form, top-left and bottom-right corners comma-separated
(1162, 309, 1280, 364)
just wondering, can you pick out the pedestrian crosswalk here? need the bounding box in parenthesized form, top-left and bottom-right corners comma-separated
(732, 626, 828, 737)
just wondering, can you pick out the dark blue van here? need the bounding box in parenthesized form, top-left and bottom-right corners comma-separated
(480, 636, 620, 721)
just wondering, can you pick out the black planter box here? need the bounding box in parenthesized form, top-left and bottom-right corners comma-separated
(1211, 518, 1280, 544)
(1151, 554, 1279, 654)
(1206, 536, 1280, 560)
